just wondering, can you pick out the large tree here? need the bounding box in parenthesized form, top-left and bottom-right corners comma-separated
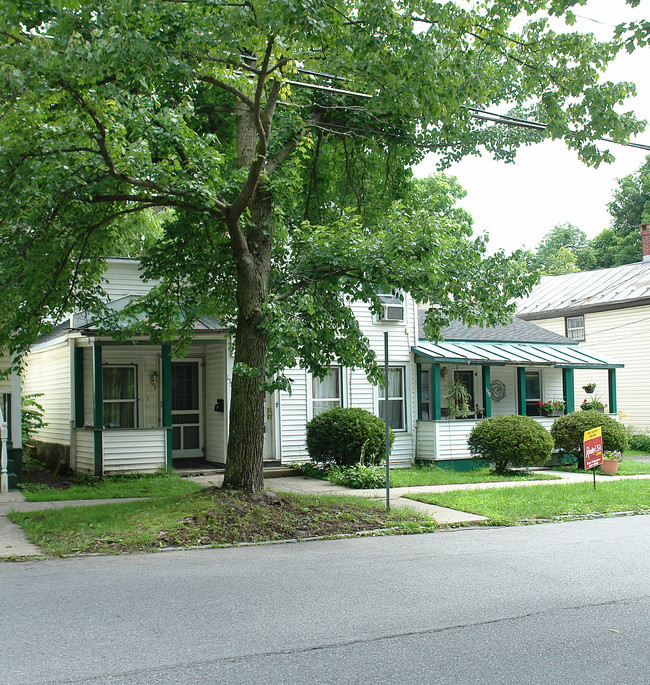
(591, 155, 650, 267)
(525, 222, 596, 275)
(0, 0, 644, 491)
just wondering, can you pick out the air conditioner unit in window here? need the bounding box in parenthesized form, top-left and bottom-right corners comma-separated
(379, 304, 404, 321)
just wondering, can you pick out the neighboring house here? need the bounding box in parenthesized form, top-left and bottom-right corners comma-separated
(0, 353, 22, 490)
(517, 224, 650, 431)
(413, 316, 621, 468)
(23, 259, 622, 474)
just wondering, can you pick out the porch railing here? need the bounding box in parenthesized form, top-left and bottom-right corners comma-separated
(1, 404, 8, 493)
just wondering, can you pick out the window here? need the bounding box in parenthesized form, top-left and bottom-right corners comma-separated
(525, 371, 541, 416)
(419, 368, 430, 421)
(103, 366, 137, 428)
(376, 291, 404, 322)
(312, 366, 342, 416)
(378, 367, 406, 430)
(565, 315, 585, 341)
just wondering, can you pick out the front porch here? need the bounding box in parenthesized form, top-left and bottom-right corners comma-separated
(412, 324, 622, 465)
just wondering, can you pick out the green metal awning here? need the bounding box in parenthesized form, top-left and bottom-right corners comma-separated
(413, 340, 623, 369)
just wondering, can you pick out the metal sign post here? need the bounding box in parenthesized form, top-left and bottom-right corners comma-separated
(384, 332, 390, 511)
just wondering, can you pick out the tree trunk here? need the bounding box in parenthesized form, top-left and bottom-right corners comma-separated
(223, 183, 273, 492)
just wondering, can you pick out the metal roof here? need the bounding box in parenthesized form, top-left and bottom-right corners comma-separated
(413, 340, 623, 369)
(71, 296, 225, 332)
(517, 260, 650, 319)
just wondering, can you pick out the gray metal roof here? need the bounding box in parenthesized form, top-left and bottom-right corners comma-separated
(413, 340, 622, 369)
(71, 296, 225, 332)
(517, 260, 650, 319)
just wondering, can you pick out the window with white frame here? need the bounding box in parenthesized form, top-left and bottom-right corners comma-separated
(376, 291, 405, 322)
(103, 366, 137, 428)
(312, 366, 342, 416)
(525, 370, 541, 417)
(378, 366, 406, 430)
(565, 315, 585, 341)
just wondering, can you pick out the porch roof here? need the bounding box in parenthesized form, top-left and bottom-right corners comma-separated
(412, 340, 623, 369)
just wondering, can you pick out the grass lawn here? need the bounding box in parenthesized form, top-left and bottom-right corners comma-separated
(389, 465, 559, 488)
(9, 489, 436, 556)
(552, 459, 650, 477)
(404, 480, 650, 525)
(18, 472, 201, 501)
(623, 449, 650, 458)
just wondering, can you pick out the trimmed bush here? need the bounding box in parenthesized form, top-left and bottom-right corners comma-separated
(550, 410, 628, 458)
(629, 433, 650, 453)
(306, 407, 395, 467)
(468, 415, 553, 474)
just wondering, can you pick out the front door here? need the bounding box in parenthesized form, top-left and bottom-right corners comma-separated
(262, 392, 275, 462)
(171, 361, 203, 459)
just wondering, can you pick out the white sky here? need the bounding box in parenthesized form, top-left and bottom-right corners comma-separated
(414, 0, 650, 253)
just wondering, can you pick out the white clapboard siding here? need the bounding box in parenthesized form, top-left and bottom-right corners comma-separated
(101, 259, 157, 300)
(531, 307, 647, 426)
(489, 367, 517, 416)
(23, 340, 72, 445)
(74, 429, 95, 473)
(0, 353, 12, 394)
(205, 344, 227, 463)
(415, 422, 437, 460)
(278, 367, 309, 462)
(102, 429, 166, 472)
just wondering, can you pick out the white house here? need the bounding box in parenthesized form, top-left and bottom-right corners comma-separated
(0, 353, 22, 490)
(22, 258, 622, 475)
(517, 224, 650, 431)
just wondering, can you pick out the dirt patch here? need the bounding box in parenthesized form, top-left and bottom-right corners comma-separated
(89, 488, 423, 553)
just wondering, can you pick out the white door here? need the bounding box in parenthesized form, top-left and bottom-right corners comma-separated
(262, 392, 275, 461)
(171, 360, 204, 459)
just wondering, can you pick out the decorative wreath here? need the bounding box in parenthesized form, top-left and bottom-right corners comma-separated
(490, 379, 506, 401)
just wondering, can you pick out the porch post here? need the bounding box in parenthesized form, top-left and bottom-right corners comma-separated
(562, 368, 575, 413)
(74, 346, 84, 429)
(161, 344, 173, 468)
(516, 367, 526, 416)
(482, 365, 491, 418)
(608, 368, 617, 414)
(92, 342, 103, 477)
(432, 363, 442, 421)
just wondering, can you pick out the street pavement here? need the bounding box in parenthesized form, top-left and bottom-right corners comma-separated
(0, 515, 648, 684)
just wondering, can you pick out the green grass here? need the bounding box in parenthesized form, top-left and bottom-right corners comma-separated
(404, 480, 650, 525)
(9, 490, 436, 556)
(623, 449, 650, 458)
(388, 465, 559, 487)
(18, 472, 201, 501)
(552, 459, 650, 477)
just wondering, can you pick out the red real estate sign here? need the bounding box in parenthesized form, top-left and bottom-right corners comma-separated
(583, 427, 603, 470)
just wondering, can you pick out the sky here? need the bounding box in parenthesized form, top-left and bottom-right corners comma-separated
(413, 0, 650, 254)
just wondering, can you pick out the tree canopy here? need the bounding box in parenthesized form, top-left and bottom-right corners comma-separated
(525, 222, 596, 275)
(0, 0, 645, 489)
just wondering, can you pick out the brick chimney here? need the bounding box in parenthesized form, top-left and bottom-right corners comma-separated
(641, 224, 650, 262)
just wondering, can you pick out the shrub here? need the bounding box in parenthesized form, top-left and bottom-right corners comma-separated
(550, 410, 628, 458)
(468, 415, 553, 474)
(328, 462, 386, 489)
(629, 433, 650, 453)
(306, 407, 395, 467)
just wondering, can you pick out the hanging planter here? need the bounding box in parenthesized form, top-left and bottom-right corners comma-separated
(583, 383, 596, 394)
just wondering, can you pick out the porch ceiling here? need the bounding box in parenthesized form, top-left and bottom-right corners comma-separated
(412, 340, 623, 369)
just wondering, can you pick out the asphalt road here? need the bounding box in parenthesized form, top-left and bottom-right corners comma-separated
(1, 515, 649, 684)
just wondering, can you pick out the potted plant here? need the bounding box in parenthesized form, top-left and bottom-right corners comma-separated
(537, 399, 566, 417)
(582, 383, 596, 394)
(600, 450, 622, 475)
(444, 382, 471, 419)
(580, 397, 606, 412)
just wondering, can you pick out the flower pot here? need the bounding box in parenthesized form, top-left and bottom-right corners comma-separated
(600, 459, 620, 475)
(542, 409, 564, 417)
(583, 384, 596, 393)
